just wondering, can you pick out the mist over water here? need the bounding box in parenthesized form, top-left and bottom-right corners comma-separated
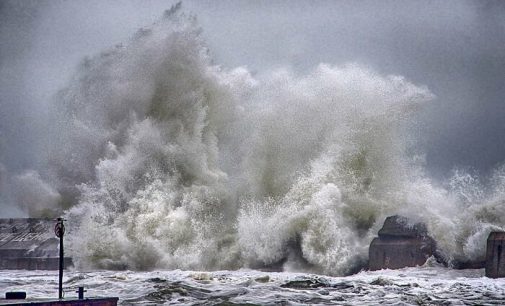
(1, 1, 504, 275)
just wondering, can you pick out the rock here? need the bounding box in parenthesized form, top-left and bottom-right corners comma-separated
(450, 259, 486, 269)
(254, 275, 270, 283)
(280, 277, 330, 289)
(485, 231, 505, 278)
(148, 277, 168, 283)
(369, 215, 436, 271)
(370, 277, 393, 286)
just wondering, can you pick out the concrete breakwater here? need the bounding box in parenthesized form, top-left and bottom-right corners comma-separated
(0, 218, 72, 270)
(486, 232, 505, 278)
(370, 215, 504, 278)
(1, 217, 503, 278)
(368, 215, 437, 271)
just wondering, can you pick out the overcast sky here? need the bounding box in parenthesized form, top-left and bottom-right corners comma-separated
(1, 0, 504, 181)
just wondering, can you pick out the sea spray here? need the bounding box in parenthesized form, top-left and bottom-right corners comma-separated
(6, 5, 502, 274)
(61, 7, 241, 270)
(59, 6, 426, 272)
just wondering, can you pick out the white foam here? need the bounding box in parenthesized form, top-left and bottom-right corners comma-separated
(4, 5, 502, 274)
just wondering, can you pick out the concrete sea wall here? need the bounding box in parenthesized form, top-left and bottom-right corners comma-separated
(0, 218, 72, 270)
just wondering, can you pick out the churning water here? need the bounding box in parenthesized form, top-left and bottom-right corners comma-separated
(0, 2, 504, 291)
(1, 266, 505, 305)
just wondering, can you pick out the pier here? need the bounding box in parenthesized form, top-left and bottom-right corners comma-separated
(0, 297, 119, 306)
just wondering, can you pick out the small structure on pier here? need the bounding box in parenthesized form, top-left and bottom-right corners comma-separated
(0, 218, 72, 270)
(369, 215, 436, 271)
(485, 231, 505, 278)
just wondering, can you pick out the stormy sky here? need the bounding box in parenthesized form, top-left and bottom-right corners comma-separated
(1, 0, 504, 184)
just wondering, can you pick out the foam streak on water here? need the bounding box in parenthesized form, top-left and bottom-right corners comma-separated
(1, 267, 504, 305)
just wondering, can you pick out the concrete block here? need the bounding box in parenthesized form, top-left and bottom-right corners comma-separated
(369, 215, 436, 271)
(378, 215, 428, 238)
(485, 231, 505, 278)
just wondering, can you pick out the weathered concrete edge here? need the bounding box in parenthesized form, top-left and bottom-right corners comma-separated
(0, 297, 119, 306)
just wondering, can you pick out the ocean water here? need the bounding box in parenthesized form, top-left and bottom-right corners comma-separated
(1, 3, 504, 299)
(1, 266, 504, 305)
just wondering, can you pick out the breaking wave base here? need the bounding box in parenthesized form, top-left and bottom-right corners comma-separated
(3, 6, 504, 276)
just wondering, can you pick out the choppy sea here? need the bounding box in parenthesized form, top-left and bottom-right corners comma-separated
(1, 265, 504, 305)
